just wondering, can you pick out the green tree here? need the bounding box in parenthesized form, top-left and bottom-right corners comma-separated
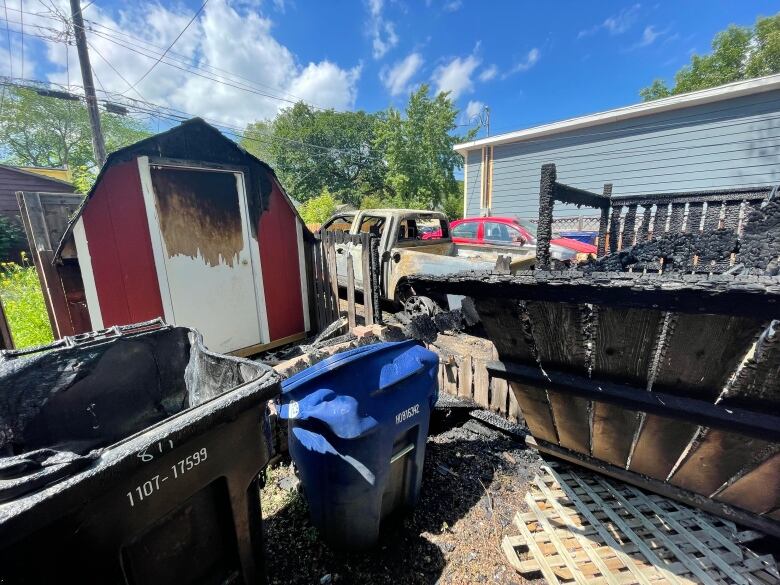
(641, 13, 780, 100)
(441, 182, 464, 221)
(374, 85, 474, 209)
(298, 188, 340, 225)
(0, 87, 150, 170)
(242, 104, 386, 206)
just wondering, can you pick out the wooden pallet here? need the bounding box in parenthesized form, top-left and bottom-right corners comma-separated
(503, 464, 780, 585)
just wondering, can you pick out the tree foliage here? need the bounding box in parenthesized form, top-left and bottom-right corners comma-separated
(641, 13, 780, 101)
(0, 217, 24, 261)
(242, 104, 385, 207)
(242, 85, 471, 212)
(374, 85, 473, 209)
(0, 87, 151, 170)
(298, 189, 340, 225)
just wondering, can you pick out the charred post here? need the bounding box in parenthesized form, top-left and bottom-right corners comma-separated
(597, 183, 612, 257)
(536, 163, 556, 270)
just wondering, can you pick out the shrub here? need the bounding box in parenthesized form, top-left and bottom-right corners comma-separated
(0, 259, 53, 348)
(299, 189, 340, 225)
(0, 216, 25, 261)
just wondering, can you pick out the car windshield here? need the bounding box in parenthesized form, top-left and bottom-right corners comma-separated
(515, 219, 563, 242)
(515, 219, 538, 244)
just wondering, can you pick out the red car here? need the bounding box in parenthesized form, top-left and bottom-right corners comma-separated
(449, 217, 597, 255)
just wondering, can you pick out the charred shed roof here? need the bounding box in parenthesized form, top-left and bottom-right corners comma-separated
(54, 117, 301, 261)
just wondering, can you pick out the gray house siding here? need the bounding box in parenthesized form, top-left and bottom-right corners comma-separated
(464, 89, 780, 220)
(464, 149, 482, 216)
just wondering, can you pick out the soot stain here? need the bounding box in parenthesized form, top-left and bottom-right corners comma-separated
(151, 167, 244, 267)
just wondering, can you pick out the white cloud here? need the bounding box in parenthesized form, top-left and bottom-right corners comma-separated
(444, 0, 462, 12)
(367, 0, 398, 59)
(578, 4, 641, 38)
(23, 0, 360, 127)
(478, 64, 498, 82)
(380, 52, 424, 96)
(502, 48, 540, 78)
(465, 100, 484, 120)
(432, 54, 481, 99)
(633, 25, 664, 48)
(288, 61, 361, 110)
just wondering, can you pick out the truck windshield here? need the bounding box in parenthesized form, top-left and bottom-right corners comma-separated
(358, 215, 386, 238)
(322, 214, 354, 233)
(398, 218, 449, 242)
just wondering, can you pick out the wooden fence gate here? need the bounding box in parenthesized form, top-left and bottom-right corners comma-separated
(17, 191, 91, 338)
(311, 231, 382, 330)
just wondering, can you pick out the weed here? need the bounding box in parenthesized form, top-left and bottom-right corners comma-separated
(0, 258, 53, 348)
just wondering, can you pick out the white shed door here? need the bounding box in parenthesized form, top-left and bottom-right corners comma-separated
(146, 165, 264, 353)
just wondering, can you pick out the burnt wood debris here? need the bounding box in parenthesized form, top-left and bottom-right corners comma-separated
(404, 163, 780, 538)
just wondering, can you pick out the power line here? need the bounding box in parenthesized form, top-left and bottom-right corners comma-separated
(18, 0, 22, 78)
(86, 39, 146, 102)
(85, 27, 304, 108)
(2, 2, 10, 78)
(82, 16, 324, 108)
(27, 0, 327, 110)
(124, 0, 208, 94)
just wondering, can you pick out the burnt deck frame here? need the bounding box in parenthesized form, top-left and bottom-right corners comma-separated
(408, 270, 780, 537)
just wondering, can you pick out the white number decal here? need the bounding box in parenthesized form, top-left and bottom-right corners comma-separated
(127, 447, 208, 507)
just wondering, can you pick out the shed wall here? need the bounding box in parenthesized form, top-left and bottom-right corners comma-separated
(81, 160, 164, 326)
(464, 89, 780, 220)
(258, 180, 305, 341)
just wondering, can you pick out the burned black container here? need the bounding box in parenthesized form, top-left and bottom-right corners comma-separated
(0, 320, 281, 584)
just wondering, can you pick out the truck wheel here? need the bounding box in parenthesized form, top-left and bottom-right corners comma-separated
(403, 295, 441, 318)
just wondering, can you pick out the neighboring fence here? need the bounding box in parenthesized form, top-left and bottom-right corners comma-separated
(551, 215, 601, 232)
(311, 231, 382, 330)
(431, 335, 521, 423)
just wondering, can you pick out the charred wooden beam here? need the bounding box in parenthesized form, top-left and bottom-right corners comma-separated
(406, 271, 780, 319)
(553, 183, 611, 209)
(487, 360, 780, 441)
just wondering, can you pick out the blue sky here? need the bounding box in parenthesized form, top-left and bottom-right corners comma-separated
(2, 0, 778, 137)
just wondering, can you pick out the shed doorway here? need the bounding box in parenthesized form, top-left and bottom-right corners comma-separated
(139, 159, 267, 354)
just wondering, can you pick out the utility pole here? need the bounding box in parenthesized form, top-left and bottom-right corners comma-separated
(484, 106, 490, 137)
(70, 0, 106, 167)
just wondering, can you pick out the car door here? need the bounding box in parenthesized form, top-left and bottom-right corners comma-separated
(451, 220, 480, 245)
(349, 213, 388, 290)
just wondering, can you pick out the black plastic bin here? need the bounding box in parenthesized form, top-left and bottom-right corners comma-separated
(0, 320, 281, 585)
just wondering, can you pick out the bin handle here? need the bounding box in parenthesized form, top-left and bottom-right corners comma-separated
(371, 358, 427, 396)
(0, 318, 170, 359)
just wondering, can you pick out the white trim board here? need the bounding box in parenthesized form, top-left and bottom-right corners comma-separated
(454, 73, 780, 154)
(296, 218, 311, 333)
(72, 217, 103, 330)
(137, 156, 176, 325)
(238, 172, 271, 345)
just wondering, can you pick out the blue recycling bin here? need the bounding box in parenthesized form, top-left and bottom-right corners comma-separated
(278, 340, 439, 549)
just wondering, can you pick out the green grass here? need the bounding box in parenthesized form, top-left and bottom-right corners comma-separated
(0, 260, 54, 348)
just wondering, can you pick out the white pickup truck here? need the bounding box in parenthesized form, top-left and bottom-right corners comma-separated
(321, 208, 577, 303)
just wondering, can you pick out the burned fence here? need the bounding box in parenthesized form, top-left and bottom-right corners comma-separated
(535, 163, 773, 271)
(408, 270, 780, 537)
(311, 231, 382, 330)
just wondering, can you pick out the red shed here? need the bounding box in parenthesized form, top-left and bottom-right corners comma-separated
(55, 118, 311, 355)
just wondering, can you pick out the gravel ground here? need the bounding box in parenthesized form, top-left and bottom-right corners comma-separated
(261, 412, 545, 585)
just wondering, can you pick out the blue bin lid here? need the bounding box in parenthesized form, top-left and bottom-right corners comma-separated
(281, 340, 420, 393)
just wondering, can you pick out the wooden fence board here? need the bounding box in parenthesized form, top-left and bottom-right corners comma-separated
(346, 253, 356, 329)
